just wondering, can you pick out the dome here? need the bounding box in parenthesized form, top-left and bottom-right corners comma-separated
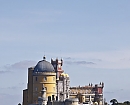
(34, 58, 55, 72)
(60, 73, 69, 77)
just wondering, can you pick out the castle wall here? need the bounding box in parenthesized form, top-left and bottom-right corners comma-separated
(23, 89, 28, 105)
(28, 67, 34, 105)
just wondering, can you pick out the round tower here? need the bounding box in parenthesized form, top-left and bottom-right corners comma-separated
(32, 57, 56, 103)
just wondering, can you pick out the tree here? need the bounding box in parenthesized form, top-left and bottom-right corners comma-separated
(124, 101, 130, 105)
(110, 99, 118, 105)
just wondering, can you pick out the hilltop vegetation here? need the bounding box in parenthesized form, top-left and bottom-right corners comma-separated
(105, 99, 130, 105)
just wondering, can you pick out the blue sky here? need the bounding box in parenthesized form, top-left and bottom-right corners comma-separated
(0, 0, 130, 105)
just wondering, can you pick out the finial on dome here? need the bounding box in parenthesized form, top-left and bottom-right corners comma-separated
(43, 55, 46, 60)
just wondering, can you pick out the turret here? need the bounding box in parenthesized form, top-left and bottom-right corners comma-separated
(41, 86, 46, 98)
(51, 58, 64, 80)
(38, 85, 47, 105)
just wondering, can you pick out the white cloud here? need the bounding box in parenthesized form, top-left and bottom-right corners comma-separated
(0, 70, 11, 74)
(3, 60, 37, 70)
(64, 60, 95, 65)
(47, 49, 130, 69)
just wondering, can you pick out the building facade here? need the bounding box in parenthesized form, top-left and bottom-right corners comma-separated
(23, 57, 70, 105)
(22, 56, 104, 105)
(69, 83, 104, 104)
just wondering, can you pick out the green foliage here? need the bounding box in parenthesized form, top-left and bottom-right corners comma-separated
(110, 99, 130, 105)
(110, 99, 118, 105)
(117, 101, 130, 105)
(124, 101, 130, 105)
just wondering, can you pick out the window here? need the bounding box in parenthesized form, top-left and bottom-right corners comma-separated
(35, 87, 38, 91)
(35, 93, 37, 97)
(35, 77, 37, 81)
(44, 77, 47, 81)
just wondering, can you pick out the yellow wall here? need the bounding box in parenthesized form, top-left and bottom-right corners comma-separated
(33, 72, 56, 103)
(69, 95, 76, 98)
(69, 94, 85, 103)
(23, 67, 56, 104)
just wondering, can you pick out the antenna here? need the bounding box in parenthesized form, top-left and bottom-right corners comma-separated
(44, 51, 46, 56)
(59, 49, 62, 59)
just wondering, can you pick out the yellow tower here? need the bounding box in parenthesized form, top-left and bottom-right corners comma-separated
(33, 72, 56, 103)
(23, 57, 56, 105)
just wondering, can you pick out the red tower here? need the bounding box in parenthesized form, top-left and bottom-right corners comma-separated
(51, 58, 64, 80)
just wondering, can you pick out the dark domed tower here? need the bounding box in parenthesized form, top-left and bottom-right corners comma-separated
(23, 57, 56, 105)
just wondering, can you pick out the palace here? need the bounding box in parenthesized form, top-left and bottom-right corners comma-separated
(22, 56, 104, 105)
